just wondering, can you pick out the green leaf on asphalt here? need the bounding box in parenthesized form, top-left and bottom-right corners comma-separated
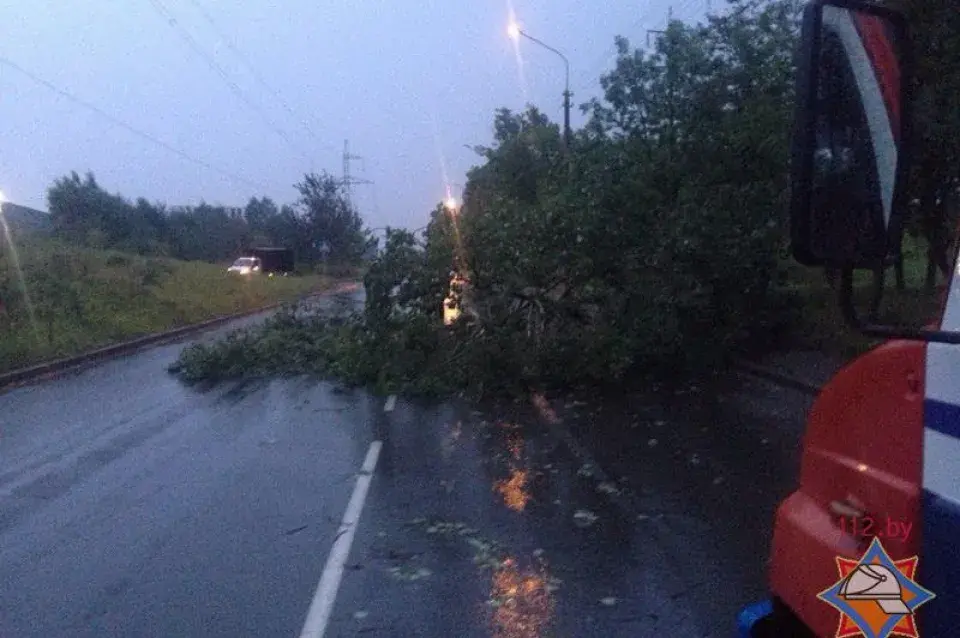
(597, 482, 620, 495)
(573, 509, 598, 528)
(387, 565, 433, 582)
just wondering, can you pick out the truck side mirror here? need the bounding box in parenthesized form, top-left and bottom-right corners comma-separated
(790, 0, 911, 270)
(790, 2, 960, 345)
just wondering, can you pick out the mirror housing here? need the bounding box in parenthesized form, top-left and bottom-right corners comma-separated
(790, 0, 911, 270)
(789, 2, 960, 345)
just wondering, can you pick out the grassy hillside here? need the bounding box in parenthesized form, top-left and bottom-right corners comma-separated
(1, 203, 51, 236)
(0, 237, 335, 373)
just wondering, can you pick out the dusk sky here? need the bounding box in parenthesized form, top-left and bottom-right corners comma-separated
(0, 0, 711, 231)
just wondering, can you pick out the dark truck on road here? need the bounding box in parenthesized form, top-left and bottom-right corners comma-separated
(251, 247, 294, 276)
(227, 247, 295, 277)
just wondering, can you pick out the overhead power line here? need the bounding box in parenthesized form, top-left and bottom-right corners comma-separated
(184, 0, 339, 155)
(0, 55, 270, 191)
(145, 0, 313, 165)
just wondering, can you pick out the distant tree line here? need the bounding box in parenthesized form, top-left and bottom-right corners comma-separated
(45, 171, 373, 267)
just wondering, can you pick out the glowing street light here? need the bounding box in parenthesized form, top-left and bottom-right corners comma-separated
(506, 21, 572, 146)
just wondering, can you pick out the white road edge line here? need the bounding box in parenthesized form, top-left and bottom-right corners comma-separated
(383, 395, 397, 412)
(298, 441, 383, 638)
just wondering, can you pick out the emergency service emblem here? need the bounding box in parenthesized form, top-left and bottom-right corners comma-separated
(817, 537, 935, 638)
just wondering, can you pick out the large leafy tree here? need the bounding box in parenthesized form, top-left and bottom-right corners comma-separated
(47, 172, 166, 251)
(294, 172, 368, 265)
(243, 197, 278, 233)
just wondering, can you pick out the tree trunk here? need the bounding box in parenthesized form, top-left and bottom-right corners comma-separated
(925, 247, 939, 290)
(920, 182, 951, 291)
(869, 263, 884, 322)
(930, 195, 953, 286)
(894, 253, 906, 290)
(887, 218, 907, 290)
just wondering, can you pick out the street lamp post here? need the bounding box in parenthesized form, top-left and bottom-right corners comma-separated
(508, 22, 572, 146)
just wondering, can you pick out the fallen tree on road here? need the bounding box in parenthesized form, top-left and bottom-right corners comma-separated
(169, 0, 809, 399)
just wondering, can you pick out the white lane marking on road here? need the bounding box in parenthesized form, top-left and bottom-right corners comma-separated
(299, 441, 383, 638)
(383, 395, 397, 412)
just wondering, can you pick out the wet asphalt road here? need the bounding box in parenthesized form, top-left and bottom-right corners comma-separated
(0, 287, 815, 637)
(324, 378, 814, 638)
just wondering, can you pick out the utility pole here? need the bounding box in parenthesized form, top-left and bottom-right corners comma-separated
(335, 139, 374, 273)
(342, 139, 372, 209)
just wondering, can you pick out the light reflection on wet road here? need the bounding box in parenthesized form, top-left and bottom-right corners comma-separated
(0, 286, 811, 637)
(490, 556, 555, 638)
(324, 390, 795, 638)
(495, 430, 531, 513)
